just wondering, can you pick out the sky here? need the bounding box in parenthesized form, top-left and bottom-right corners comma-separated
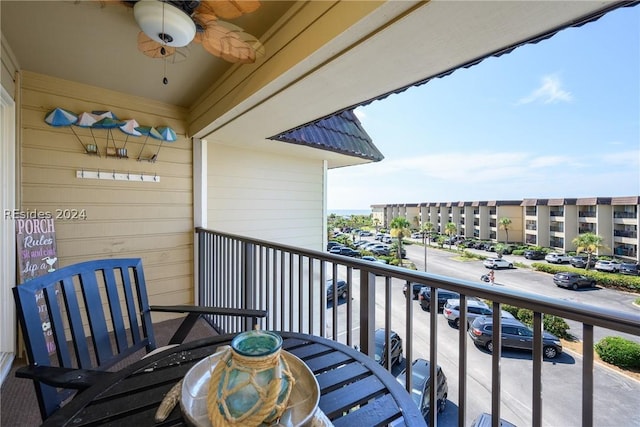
(327, 5, 640, 211)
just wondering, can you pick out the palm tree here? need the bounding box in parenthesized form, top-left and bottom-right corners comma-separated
(499, 217, 512, 244)
(444, 222, 457, 249)
(422, 222, 435, 244)
(373, 218, 380, 233)
(572, 232, 608, 270)
(390, 217, 411, 259)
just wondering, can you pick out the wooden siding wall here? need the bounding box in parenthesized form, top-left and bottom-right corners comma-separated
(19, 71, 194, 314)
(207, 143, 324, 250)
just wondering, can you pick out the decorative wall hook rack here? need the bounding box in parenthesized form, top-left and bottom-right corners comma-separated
(76, 169, 160, 182)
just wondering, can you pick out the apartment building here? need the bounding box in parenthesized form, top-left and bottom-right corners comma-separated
(372, 196, 640, 262)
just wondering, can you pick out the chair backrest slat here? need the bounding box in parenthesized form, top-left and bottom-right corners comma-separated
(13, 258, 156, 420)
(45, 280, 75, 368)
(119, 263, 143, 346)
(78, 269, 113, 365)
(102, 267, 129, 353)
(131, 263, 156, 350)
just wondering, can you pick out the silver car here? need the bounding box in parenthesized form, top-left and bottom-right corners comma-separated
(443, 299, 514, 329)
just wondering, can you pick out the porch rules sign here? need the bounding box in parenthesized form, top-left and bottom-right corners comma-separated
(16, 216, 59, 355)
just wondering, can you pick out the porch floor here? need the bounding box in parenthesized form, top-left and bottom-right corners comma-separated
(1, 317, 218, 426)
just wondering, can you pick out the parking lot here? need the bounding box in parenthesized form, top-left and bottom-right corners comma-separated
(326, 239, 640, 426)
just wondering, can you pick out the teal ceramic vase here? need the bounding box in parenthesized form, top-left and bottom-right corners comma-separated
(208, 330, 294, 426)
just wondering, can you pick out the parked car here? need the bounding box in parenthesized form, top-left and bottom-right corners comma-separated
(570, 255, 597, 269)
(473, 241, 490, 249)
(544, 253, 572, 264)
(370, 245, 391, 256)
(442, 299, 513, 329)
(418, 288, 459, 312)
(327, 241, 343, 251)
(482, 258, 513, 269)
(595, 259, 622, 272)
(395, 358, 448, 418)
(468, 317, 562, 359)
(361, 255, 387, 264)
(620, 263, 640, 276)
(523, 249, 546, 260)
(329, 246, 361, 258)
(553, 272, 596, 290)
(374, 328, 403, 367)
(359, 230, 372, 237)
(403, 282, 425, 300)
(469, 413, 517, 427)
(326, 279, 347, 301)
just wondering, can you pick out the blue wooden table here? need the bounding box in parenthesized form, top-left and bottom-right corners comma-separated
(41, 331, 426, 426)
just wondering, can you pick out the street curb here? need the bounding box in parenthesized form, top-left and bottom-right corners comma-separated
(561, 343, 640, 384)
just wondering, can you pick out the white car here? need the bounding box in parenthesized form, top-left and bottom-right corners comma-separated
(483, 258, 513, 269)
(544, 253, 572, 264)
(594, 260, 621, 272)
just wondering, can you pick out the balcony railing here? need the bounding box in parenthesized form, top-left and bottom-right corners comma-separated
(578, 211, 596, 218)
(614, 230, 638, 238)
(613, 211, 637, 219)
(195, 228, 640, 427)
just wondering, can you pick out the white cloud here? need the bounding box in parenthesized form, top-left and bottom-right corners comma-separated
(528, 155, 572, 168)
(517, 75, 573, 105)
(601, 150, 640, 167)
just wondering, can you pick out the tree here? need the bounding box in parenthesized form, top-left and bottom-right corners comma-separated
(422, 222, 435, 244)
(373, 218, 380, 233)
(572, 232, 608, 270)
(444, 222, 457, 249)
(499, 217, 512, 244)
(390, 217, 411, 259)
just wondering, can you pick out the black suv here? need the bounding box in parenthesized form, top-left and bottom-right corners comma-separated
(403, 282, 425, 300)
(468, 317, 562, 359)
(418, 288, 459, 312)
(374, 328, 403, 368)
(326, 279, 347, 301)
(396, 358, 448, 418)
(523, 249, 545, 260)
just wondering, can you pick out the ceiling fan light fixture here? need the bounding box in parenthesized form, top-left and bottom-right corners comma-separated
(133, 0, 196, 48)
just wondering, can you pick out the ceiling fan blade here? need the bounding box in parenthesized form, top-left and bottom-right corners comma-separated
(201, 21, 263, 64)
(137, 31, 176, 58)
(197, 0, 261, 20)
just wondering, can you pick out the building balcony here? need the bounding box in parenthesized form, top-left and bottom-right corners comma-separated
(613, 211, 637, 219)
(614, 230, 638, 239)
(194, 228, 639, 426)
(578, 211, 597, 218)
(549, 211, 564, 217)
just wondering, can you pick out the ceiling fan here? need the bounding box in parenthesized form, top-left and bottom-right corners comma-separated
(118, 0, 264, 65)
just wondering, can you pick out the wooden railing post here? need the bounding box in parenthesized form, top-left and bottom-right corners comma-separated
(359, 271, 376, 358)
(242, 241, 256, 331)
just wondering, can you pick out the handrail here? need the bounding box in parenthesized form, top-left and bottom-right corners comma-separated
(195, 227, 640, 427)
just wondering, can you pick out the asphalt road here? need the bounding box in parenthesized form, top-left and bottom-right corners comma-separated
(325, 240, 640, 427)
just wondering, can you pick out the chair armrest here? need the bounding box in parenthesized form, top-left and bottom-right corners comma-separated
(15, 365, 115, 390)
(149, 305, 268, 345)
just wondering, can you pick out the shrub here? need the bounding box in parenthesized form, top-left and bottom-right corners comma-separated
(498, 306, 571, 339)
(530, 262, 640, 292)
(461, 250, 486, 261)
(512, 249, 525, 256)
(595, 337, 640, 369)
